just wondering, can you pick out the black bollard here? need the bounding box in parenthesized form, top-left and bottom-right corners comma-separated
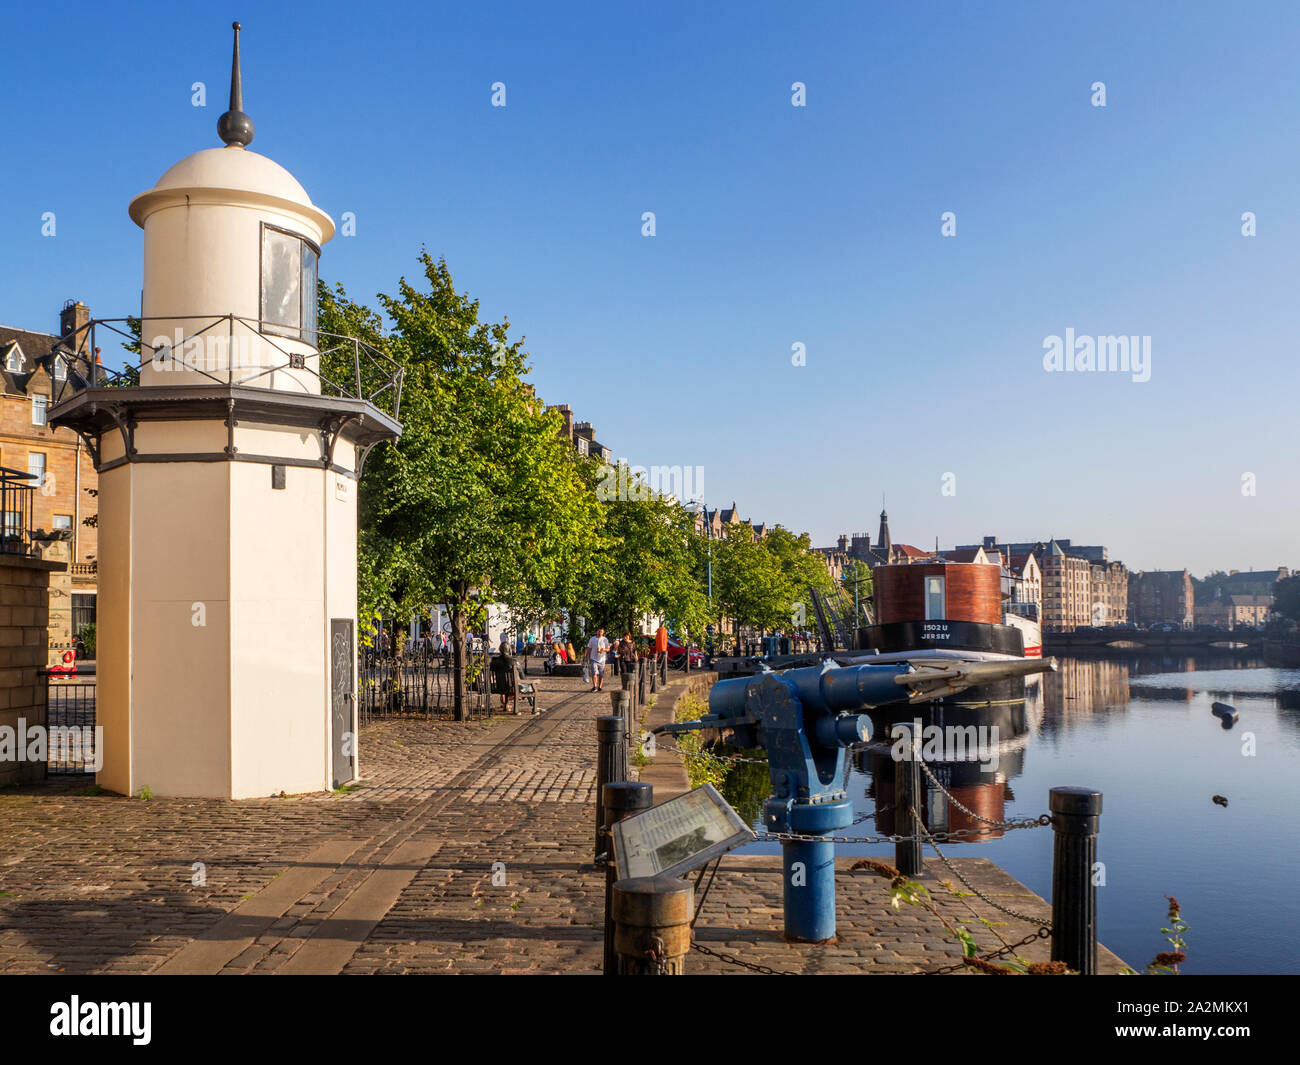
(611, 874, 692, 975)
(595, 716, 628, 861)
(602, 781, 653, 974)
(638, 656, 647, 705)
(894, 722, 923, 877)
(609, 688, 633, 736)
(1050, 786, 1102, 975)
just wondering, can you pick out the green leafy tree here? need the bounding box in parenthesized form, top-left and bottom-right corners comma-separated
(841, 559, 874, 624)
(713, 532, 789, 643)
(575, 467, 709, 641)
(1272, 575, 1300, 624)
(325, 253, 602, 719)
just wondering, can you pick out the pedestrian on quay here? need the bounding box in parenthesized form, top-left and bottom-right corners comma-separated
(587, 627, 610, 692)
(490, 640, 517, 714)
(618, 632, 637, 677)
(655, 621, 669, 675)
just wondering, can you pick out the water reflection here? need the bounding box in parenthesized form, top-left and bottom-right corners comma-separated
(857, 676, 1033, 844)
(719, 652, 1300, 972)
(844, 654, 1300, 843)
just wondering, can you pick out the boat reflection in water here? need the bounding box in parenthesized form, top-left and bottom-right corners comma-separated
(855, 674, 1039, 843)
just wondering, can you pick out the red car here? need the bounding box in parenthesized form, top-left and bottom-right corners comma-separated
(664, 638, 706, 667)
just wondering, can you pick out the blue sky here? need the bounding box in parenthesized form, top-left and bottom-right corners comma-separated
(2, 0, 1297, 574)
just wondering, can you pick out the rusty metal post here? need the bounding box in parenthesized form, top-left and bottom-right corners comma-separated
(611, 875, 693, 975)
(602, 781, 653, 975)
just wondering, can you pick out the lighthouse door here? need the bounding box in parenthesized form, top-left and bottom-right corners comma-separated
(330, 619, 355, 788)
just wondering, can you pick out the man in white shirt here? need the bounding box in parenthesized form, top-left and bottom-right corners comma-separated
(586, 628, 610, 692)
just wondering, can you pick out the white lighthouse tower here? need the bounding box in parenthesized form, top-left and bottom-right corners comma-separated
(51, 24, 401, 798)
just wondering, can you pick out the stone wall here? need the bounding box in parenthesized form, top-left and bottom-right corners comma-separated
(0, 554, 65, 788)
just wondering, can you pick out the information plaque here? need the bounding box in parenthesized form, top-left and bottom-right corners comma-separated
(611, 782, 755, 880)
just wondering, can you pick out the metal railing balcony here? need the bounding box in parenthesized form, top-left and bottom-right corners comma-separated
(0, 467, 38, 557)
(47, 315, 405, 422)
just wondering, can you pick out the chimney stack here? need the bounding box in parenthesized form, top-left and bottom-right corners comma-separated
(59, 300, 90, 354)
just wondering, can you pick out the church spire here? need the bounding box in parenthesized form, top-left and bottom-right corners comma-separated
(217, 22, 255, 147)
(877, 506, 891, 556)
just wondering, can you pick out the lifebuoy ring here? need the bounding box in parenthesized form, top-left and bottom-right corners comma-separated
(62, 649, 75, 664)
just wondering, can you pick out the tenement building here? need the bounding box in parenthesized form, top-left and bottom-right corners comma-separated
(1128, 569, 1194, 628)
(0, 300, 99, 650)
(1090, 560, 1129, 626)
(1041, 541, 1092, 632)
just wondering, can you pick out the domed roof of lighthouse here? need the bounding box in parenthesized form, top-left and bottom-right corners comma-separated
(127, 22, 333, 242)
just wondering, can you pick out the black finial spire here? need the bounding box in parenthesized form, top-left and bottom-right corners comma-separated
(217, 21, 255, 147)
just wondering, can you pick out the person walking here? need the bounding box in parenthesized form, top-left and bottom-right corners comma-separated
(655, 622, 669, 676)
(587, 628, 610, 692)
(618, 632, 637, 678)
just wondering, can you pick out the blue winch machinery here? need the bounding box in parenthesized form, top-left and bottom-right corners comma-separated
(654, 656, 1054, 942)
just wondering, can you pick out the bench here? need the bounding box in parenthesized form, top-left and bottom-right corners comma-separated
(490, 661, 539, 714)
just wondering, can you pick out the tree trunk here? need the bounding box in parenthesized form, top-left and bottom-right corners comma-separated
(450, 591, 467, 722)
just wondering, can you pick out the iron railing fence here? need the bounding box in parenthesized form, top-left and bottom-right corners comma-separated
(358, 648, 500, 722)
(46, 315, 404, 422)
(44, 677, 97, 775)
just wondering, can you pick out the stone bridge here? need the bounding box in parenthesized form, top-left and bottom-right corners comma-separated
(1044, 629, 1262, 652)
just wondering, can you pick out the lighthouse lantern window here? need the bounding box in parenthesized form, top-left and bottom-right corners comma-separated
(260, 224, 320, 344)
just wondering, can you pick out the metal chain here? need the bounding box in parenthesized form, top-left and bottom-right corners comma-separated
(752, 818, 1046, 845)
(690, 940, 801, 976)
(916, 759, 1049, 831)
(916, 816, 1051, 926)
(920, 927, 1051, 975)
(643, 935, 669, 975)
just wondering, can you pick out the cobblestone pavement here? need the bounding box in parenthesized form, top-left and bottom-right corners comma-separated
(0, 671, 1125, 974)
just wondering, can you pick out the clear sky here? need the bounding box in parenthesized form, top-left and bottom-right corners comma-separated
(2, 0, 1297, 576)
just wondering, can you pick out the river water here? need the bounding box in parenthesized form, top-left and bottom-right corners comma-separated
(727, 654, 1300, 974)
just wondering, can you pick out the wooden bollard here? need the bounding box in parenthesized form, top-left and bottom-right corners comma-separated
(894, 722, 923, 877)
(1050, 786, 1102, 975)
(611, 875, 693, 975)
(595, 716, 628, 860)
(601, 781, 653, 975)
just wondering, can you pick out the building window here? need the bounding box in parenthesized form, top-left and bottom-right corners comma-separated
(3, 511, 19, 537)
(27, 452, 46, 488)
(53, 514, 72, 530)
(260, 224, 320, 342)
(32, 395, 48, 426)
(924, 576, 946, 620)
(53, 354, 67, 380)
(4, 344, 21, 372)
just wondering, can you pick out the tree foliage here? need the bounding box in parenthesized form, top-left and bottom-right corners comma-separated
(322, 253, 602, 717)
